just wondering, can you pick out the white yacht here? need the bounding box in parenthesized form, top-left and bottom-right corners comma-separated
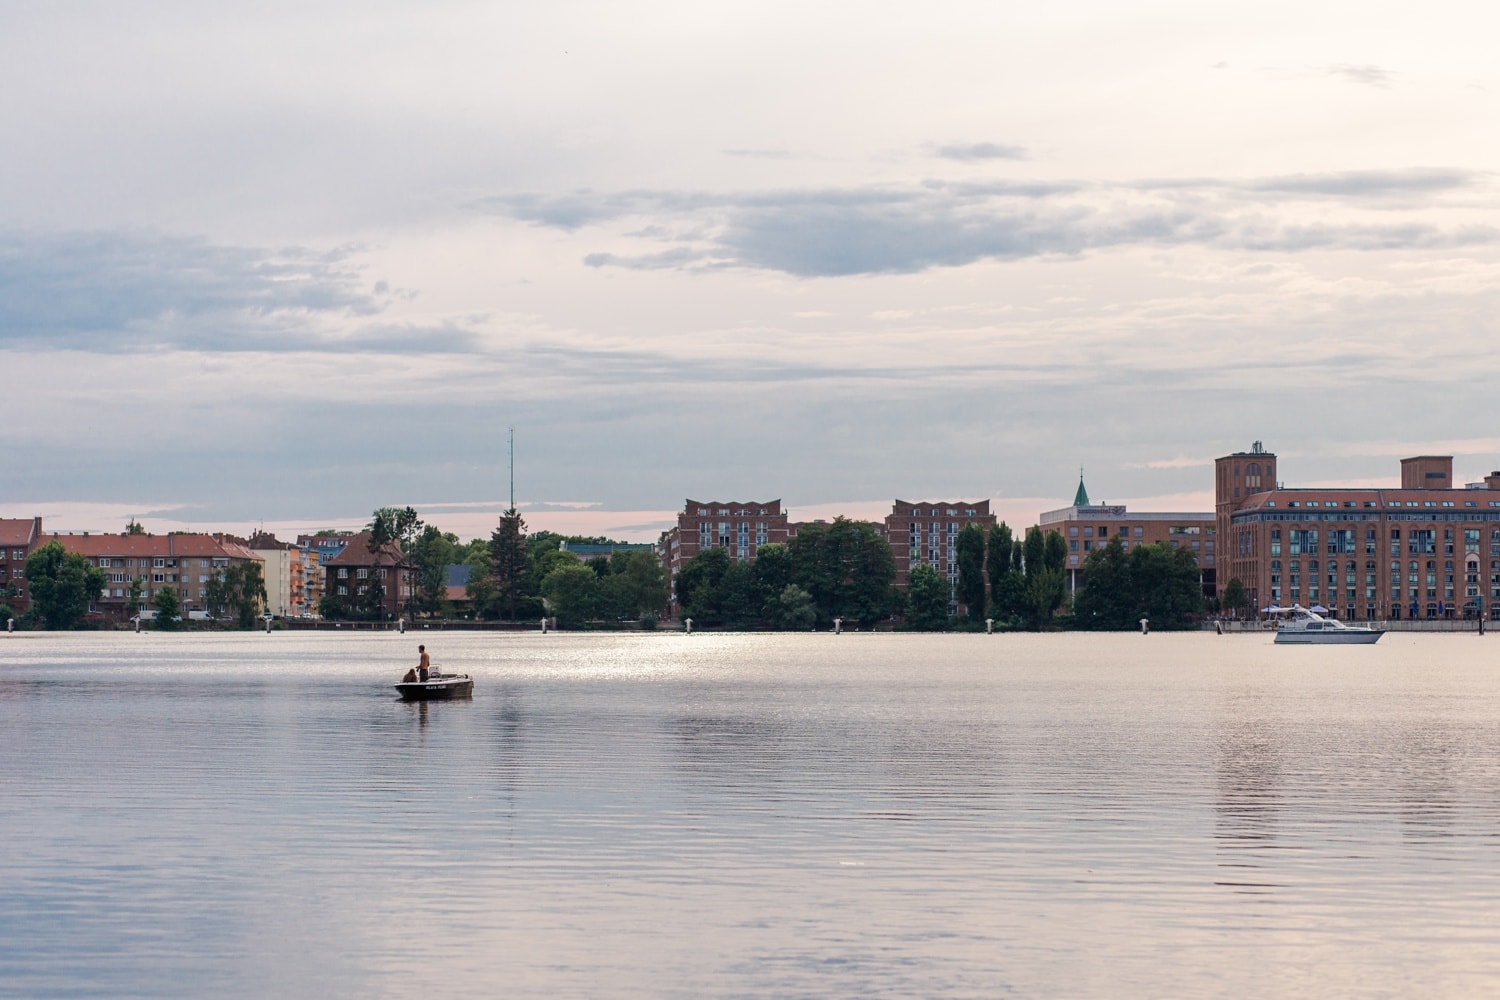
(1271, 605, 1383, 644)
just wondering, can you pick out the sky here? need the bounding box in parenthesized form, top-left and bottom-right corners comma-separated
(2, 1, 1497, 542)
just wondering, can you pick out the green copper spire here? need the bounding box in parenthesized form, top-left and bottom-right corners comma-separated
(1073, 469, 1089, 507)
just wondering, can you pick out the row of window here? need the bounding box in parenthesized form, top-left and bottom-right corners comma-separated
(1272, 499, 1500, 509)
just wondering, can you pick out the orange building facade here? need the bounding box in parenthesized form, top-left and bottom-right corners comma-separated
(1218, 444, 1500, 620)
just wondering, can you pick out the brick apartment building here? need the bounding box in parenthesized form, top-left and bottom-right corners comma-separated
(882, 500, 998, 593)
(321, 530, 411, 619)
(659, 500, 794, 611)
(0, 517, 44, 616)
(1218, 443, 1500, 620)
(39, 530, 260, 623)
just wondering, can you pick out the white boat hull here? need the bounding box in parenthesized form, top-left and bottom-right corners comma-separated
(1274, 629, 1383, 645)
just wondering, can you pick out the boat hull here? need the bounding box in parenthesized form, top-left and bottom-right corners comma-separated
(1274, 630, 1383, 644)
(394, 675, 474, 700)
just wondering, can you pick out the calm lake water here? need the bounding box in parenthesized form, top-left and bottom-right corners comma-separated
(3, 630, 1500, 998)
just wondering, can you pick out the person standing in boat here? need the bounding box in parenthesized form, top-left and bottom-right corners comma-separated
(417, 644, 431, 682)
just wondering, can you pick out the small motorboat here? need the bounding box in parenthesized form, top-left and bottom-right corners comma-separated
(1271, 605, 1383, 645)
(394, 672, 475, 700)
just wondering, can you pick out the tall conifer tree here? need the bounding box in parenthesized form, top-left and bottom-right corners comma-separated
(488, 509, 530, 620)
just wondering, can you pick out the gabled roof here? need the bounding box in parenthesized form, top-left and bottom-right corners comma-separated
(323, 531, 404, 567)
(0, 517, 42, 547)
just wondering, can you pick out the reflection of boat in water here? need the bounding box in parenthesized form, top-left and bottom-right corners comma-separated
(1270, 605, 1383, 644)
(395, 673, 475, 700)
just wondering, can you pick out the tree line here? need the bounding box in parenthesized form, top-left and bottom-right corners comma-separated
(6, 507, 1206, 631)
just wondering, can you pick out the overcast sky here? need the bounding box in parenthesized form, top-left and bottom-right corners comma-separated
(3, 1, 1496, 541)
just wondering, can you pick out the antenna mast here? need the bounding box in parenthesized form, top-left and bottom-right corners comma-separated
(508, 426, 515, 513)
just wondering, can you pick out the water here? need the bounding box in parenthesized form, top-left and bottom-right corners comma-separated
(3, 630, 1500, 998)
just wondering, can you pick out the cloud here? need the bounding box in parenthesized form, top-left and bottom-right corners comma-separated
(0, 230, 384, 352)
(934, 142, 1028, 162)
(1330, 64, 1395, 87)
(1243, 168, 1477, 199)
(480, 169, 1496, 278)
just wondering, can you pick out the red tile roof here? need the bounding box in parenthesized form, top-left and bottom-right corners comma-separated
(42, 532, 258, 561)
(0, 517, 42, 548)
(323, 531, 404, 567)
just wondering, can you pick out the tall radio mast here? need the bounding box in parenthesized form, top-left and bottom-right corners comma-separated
(508, 426, 515, 513)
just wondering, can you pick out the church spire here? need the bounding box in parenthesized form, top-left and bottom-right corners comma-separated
(1073, 468, 1089, 507)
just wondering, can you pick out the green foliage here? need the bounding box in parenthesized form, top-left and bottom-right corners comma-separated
(205, 562, 269, 627)
(409, 525, 459, 615)
(24, 541, 105, 629)
(986, 523, 1013, 593)
(488, 509, 530, 619)
(368, 506, 425, 620)
(676, 546, 732, 625)
(127, 576, 145, 615)
(768, 583, 817, 630)
(1221, 577, 1248, 618)
(752, 543, 792, 597)
(368, 506, 424, 555)
(152, 585, 181, 628)
(125, 518, 145, 535)
(611, 550, 669, 620)
(463, 547, 499, 617)
(317, 593, 348, 620)
(541, 562, 599, 628)
(675, 524, 895, 630)
(1044, 530, 1067, 574)
(786, 518, 895, 626)
(904, 564, 952, 630)
(955, 523, 987, 621)
(1018, 527, 1067, 629)
(1073, 539, 1206, 630)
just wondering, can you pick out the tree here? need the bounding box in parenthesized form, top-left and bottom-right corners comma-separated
(768, 583, 817, 630)
(368, 506, 424, 554)
(541, 562, 599, 628)
(489, 509, 530, 619)
(1129, 543, 1205, 629)
(787, 518, 895, 626)
(125, 518, 145, 535)
(987, 523, 1023, 625)
(1073, 540, 1206, 630)
(753, 543, 793, 599)
(1221, 577, 1248, 620)
(955, 524, 987, 622)
(612, 550, 668, 621)
(205, 562, 268, 627)
(153, 586, 182, 628)
(368, 506, 424, 621)
(905, 564, 952, 630)
(1072, 536, 1136, 629)
(677, 546, 732, 625)
(986, 523, 1013, 594)
(127, 576, 145, 617)
(24, 541, 105, 629)
(718, 560, 763, 628)
(463, 547, 499, 619)
(409, 525, 459, 615)
(1018, 527, 1066, 630)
